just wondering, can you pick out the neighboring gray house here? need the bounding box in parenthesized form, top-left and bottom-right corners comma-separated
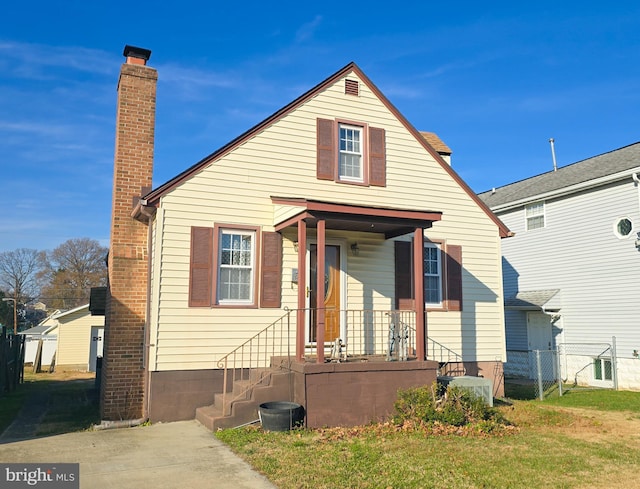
(478, 142, 640, 390)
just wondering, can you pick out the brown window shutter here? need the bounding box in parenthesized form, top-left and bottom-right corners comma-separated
(260, 231, 282, 308)
(317, 118, 335, 181)
(369, 126, 386, 187)
(189, 227, 214, 307)
(394, 240, 414, 310)
(445, 244, 463, 311)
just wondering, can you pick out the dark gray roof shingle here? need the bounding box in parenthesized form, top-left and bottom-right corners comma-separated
(478, 142, 640, 208)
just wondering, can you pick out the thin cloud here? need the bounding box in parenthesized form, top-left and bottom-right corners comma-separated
(295, 15, 323, 43)
(0, 40, 115, 79)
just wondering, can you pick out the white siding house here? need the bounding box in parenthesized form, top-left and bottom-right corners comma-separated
(479, 142, 640, 390)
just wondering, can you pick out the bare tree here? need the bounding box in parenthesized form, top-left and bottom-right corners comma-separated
(0, 248, 42, 300)
(39, 238, 108, 309)
(0, 248, 42, 331)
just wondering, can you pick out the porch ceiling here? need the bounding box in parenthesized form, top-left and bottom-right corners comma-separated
(272, 197, 443, 239)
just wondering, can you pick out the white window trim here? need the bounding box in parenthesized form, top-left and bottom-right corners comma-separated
(424, 243, 442, 307)
(613, 216, 634, 239)
(525, 201, 545, 231)
(217, 228, 256, 305)
(592, 357, 613, 385)
(338, 123, 364, 183)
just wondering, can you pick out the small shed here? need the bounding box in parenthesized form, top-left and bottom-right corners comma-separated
(54, 304, 105, 372)
(20, 323, 58, 369)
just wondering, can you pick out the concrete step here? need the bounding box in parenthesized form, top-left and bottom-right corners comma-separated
(195, 369, 296, 431)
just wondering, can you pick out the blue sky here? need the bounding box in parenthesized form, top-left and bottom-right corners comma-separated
(1, 2, 639, 253)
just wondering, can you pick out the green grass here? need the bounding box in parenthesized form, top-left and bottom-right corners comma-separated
(544, 388, 640, 411)
(216, 391, 640, 489)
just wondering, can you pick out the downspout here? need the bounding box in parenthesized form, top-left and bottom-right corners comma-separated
(633, 172, 640, 216)
(93, 418, 147, 430)
(633, 173, 640, 249)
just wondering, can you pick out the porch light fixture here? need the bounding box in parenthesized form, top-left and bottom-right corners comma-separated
(293, 241, 299, 252)
(350, 242, 360, 256)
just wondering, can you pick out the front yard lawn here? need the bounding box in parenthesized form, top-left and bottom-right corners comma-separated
(217, 388, 640, 489)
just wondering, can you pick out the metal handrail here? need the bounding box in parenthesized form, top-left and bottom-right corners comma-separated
(427, 337, 466, 376)
(214, 308, 465, 416)
(216, 309, 294, 416)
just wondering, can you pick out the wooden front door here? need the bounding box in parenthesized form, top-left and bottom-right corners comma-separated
(309, 244, 341, 343)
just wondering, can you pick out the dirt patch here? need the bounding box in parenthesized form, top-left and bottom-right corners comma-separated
(552, 406, 640, 445)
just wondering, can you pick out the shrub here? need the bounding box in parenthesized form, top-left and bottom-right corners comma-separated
(394, 382, 507, 428)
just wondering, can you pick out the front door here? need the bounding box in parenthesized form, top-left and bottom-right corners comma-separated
(309, 244, 341, 344)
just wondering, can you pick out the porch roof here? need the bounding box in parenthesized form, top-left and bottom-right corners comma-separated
(271, 197, 442, 239)
(505, 289, 561, 311)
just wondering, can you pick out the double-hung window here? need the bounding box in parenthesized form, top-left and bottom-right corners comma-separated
(338, 123, 363, 182)
(217, 229, 255, 304)
(525, 201, 545, 230)
(424, 243, 442, 306)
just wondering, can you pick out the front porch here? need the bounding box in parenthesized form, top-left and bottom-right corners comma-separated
(196, 307, 464, 430)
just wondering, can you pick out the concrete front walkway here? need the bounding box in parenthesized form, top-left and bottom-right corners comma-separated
(0, 420, 277, 489)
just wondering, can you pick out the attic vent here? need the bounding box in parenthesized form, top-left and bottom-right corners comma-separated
(345, 79, 359, 96)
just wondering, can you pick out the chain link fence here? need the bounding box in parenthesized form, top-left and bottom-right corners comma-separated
(530, 337, 618, 400)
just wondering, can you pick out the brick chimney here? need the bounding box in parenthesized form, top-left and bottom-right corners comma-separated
(101, 45, 156, 421)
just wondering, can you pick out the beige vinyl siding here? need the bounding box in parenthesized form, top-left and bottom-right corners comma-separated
(151, 70, 505, 370)
(56, 306, 104, 370)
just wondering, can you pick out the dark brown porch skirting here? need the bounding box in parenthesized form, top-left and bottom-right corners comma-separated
(147, 359, 504, 426)
(290, 359, 439, 428)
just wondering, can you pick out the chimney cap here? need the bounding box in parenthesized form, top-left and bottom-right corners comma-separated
(123, 45, 151, 62)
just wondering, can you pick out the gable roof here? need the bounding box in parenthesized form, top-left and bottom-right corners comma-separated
(19, 324, 58, 336)
(137, 62, 510, 238)
(478, 142, 640, 210)
(51, 304, 90, 320)
(504, 289, 560, 311)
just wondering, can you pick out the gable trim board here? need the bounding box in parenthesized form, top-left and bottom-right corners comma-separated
(134, 62, 510, 239)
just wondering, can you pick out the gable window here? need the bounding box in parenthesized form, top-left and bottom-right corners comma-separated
(217, 229, 255, 303)
(338, 124, 363, 182)
(525, 201, 545, 230)
(316, 118, 386, 187)
(424, 243, 442, 305)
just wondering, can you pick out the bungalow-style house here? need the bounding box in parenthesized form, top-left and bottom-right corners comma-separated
(100, 46, 511, 428)
(50, 304, 104, 372)
(478, 143, 640, 390)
